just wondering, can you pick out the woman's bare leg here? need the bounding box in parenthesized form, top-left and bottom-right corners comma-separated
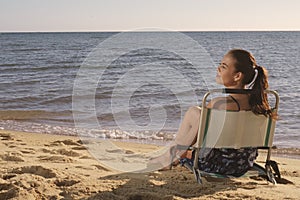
(175, 106, 201, 146)
(148, 106, 201, 169)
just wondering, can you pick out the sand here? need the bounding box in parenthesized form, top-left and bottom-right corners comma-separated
(0, 130, 300, 200)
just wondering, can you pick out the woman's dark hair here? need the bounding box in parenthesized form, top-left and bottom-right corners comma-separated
(227, 49, 276, 119)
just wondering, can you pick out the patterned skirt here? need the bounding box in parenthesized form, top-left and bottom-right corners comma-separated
(195, 148, 258, 176)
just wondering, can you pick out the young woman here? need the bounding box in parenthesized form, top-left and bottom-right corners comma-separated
(150, 49, 275, 176)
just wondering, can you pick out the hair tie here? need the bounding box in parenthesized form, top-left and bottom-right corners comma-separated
(245, 69, 258, 89)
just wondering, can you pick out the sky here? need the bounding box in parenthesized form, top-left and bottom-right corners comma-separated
(0, 0, 299, 32)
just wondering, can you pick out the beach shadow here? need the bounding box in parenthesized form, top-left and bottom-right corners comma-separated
(86, 166, 252, 200)
(250, 175, 294, 185)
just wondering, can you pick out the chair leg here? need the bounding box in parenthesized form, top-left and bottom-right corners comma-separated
(193, 167, 203, 184)
(267, 160, 281, 179)
(264, 147, 281, 184)
(265, 160, 281, 184)
(265, 164, 277, 184)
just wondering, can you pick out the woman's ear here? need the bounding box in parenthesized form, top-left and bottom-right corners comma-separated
(234, 72, 243, 82)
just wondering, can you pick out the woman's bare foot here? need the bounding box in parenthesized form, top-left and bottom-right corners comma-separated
(147, 146, 191, 171)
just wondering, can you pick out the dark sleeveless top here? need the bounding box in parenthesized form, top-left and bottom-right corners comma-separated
(229, 95, 240, 111)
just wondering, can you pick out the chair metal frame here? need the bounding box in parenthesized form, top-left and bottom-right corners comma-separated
(180, 89, 280, 184)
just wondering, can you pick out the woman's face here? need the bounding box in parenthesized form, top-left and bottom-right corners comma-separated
(216, 54, 239, 87)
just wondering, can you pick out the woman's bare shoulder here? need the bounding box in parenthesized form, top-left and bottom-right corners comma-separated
(207, 97, 227, 109)
(207, 96, 239, 111)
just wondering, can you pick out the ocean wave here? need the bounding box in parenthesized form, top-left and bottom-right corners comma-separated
(0, 120, 176, 143)
(0, 96, 44, 108)
(0, 63, 24, 67)
(13, 48, 44, 51)
(40, 95, 72, 105)
(0, 64, 80, 72)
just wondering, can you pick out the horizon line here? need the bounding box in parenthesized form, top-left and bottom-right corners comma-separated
(1, 29, 300, 33)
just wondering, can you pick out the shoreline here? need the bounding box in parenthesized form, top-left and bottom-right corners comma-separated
(1, 129, 300, 199)
(270, 148, 300, 160)
(0, 118, 299, 149)
(1, 128, 299, 159)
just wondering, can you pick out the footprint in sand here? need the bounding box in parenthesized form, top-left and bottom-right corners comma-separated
(52, 149, 81, 157)
(40, 148, 52, 153)
(10, 166, 56, 178)
(1, 174, 17, 180)
(2, 141, 14, 147)
(0, 182, 12, 191)
(7, 145, 17, 148)
(0, 133, 13, 141)
(92, 164, 110, 171)
(38, 147, 82, 162)
(0, 182, 18, 200)
(20, 149, 36, 154)
(71, 146, 87, 150)
(75, 165, 94, 170)
(0, 152, 24, 162)
(47, 139, 82, 147)
(79, 155, 93, 159)
(54, 179, 80, 187)
(38, 155, 74, 163)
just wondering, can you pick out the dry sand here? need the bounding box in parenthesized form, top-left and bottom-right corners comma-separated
(0, 130, 299, 200)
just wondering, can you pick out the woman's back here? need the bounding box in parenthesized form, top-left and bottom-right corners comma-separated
(208, 94, 251, 111)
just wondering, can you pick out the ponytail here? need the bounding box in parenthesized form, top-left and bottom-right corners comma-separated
(249, 66, 276, 119)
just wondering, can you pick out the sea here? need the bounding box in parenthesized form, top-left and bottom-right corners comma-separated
(0, 31, 299, 148)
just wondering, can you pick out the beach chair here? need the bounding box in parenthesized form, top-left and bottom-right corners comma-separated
(175, 89, 281, 184)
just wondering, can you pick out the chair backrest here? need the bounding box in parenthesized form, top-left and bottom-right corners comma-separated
(198, 108, 276, 148)
(196, 89, 279, 149)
